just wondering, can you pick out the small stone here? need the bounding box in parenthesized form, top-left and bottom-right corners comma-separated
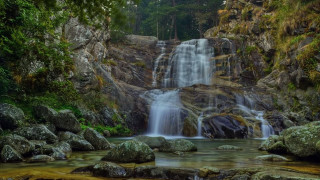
(255, 154, 288, 162)
(29, 155, 55, 163)
(199, 166, 219, 178)
(217, 145, 242, 151)
(173, 151, 184, 156)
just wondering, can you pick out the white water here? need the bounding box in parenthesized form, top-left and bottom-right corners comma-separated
(197, 113, 204, 137)
(236, 95, 274, 139)
(147, 90, 183, 136)
(163, 39, 214, 88)
(152, 41, 166, 87)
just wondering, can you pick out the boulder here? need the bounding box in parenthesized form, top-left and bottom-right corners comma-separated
(258, 135, 281, 151)
(160, 139, 197, 152)
(54, 141, 72, 155)
(42, 142, 72, 160)
(28, 155, 55, 163)
(0, 134, 34, 155)
(134, 166, 200, 180)
(82, 128, 111, 150)
(132, 135, 167, 149)
(202, 115, 248, 138)
(199, 166, 220, 178)
(1, 145, 23, 162)
(59, 132, 94, 151)
(14, 125, 58, 143)
(101, 140, 155, 163)
(217, 145, 242, 151)
(282, 122, 320, 157)
(267, 141, 287, 154)
(53, 110, 82, 133)
(92, 162, 132, 178)
(0, 103, 24, 130)
(255, 154, 288, 162)
(33, 105, 57, 123)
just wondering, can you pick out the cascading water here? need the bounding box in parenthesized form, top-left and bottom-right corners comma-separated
(235, 94, 274, 139)
(146, 39, 214, 136)
(152, 41, 166, 87)
(147, 90, 183, 136)
(163, 39, 214, 88)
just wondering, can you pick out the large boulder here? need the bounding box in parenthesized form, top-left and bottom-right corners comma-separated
(82, 128, 112, 150)
(159, 139, 197, 152)
(255, 154, 288, 162)
(41, 142, 72, 160)
(58, 131, 94, 151)
(0, 134, 34, 155)
(133, 135, 167, 149)
(53, 110, 82, 133)
(14, 125, 58, 143)
(92, 162, 132, 178)
(0, 103, 24, 130)
(101, 140, 155, 163)
(1, 145, 23, 162)
(282, 122, 320, 157)
(202, 115, 249, 138)
(33, 105, 57, 123)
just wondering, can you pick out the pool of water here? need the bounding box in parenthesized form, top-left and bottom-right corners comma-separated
(0, 138, 320, 179)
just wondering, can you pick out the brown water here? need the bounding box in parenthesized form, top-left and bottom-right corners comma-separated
(0, 138, 320, 179)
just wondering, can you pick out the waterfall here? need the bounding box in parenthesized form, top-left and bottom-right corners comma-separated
(152, 41, 166, 87)
(147, 90, 183, 136)
(235, 95, 274, 139)
(145, 39, 214, 136)
(163, 39, 214, 88)
(197, 112, 204, 137)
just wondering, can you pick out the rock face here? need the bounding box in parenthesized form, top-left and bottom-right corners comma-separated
(1, 145, 23, 162)
(0, 103, 24, 130)
(0, 134, 34, 155)
(101, 140, 155, 163)
(14, 125, 58, 144)
(82, 128, 111, 150)
(58, 131, 94, 151)
(53, 110, 82, 133)
(125, 35, 158, 48)
(160, 139, 197, 152)
(132, 135, 167, 149)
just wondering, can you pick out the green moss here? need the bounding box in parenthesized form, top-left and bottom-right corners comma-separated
(245, 46, 257, 54)
(133, 61, 146, 68)
(288, 82, 296, 91)
(103, 59, 118, 66)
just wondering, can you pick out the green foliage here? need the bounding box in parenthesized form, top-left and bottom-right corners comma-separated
(245, 46, 257, 54)
(103, 59, 118, 66)
(104, 124, 132, 136)
(288, 82, 296, 91)
(49, 80, 80, 102)
(0, 67, 15, 95)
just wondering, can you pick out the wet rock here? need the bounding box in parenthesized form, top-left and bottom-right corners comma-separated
(14, 125, 58, 143)
(1, 145, 23, 162)
(101, 140, 155, 163)
(182, 116, 198, 137)
(28, 155, 55, 163)
(202, 115, 248, 139)
(231, 174, 251, 180)
(255, 154, 288, 162)
(58, 131, 94, 151)
(53, 141, 72, 155)
(173, 151, 184, 156)
(282, 122, 320, 157)
(132, 135, 167, 149)
(82, 128, 111, 150)
(251, 169, 320, 180)
(267, 141, 287, 154)
(103, 130, 111, 137)
(259, 135, 281, 151)
(199, 166, 220, 177)
(134, 166, 200, 180)
(33, 105, 57, 123)
(160, 139, 197, 152)
(42, 142, 72, 160)
(0, 134, 34, 155)
(53, 110, 82, 133)
(92, 162, 132, 178)
(217, 145, 242, 151)
(0, 103, 25, 130)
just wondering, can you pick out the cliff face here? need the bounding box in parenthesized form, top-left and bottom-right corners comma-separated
(205, 0, 320, 124)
